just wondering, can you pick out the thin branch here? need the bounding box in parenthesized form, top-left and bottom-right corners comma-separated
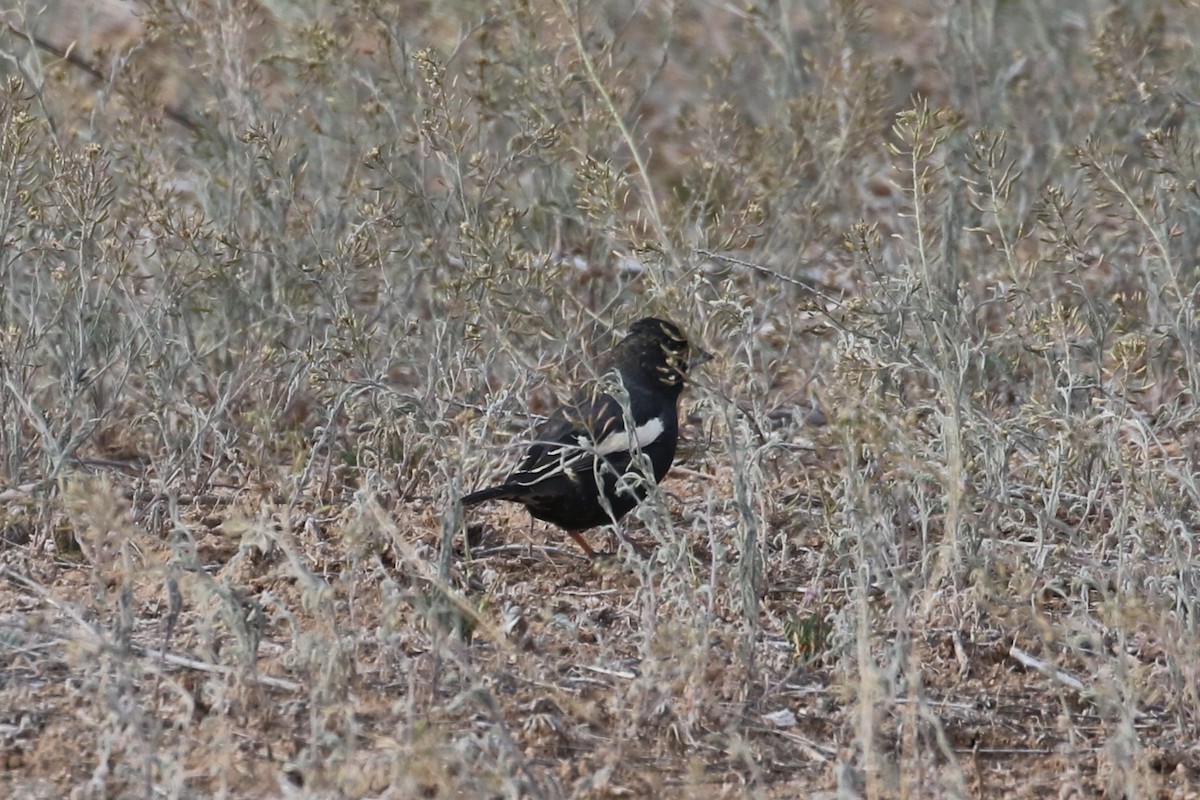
(2, 21, 205, 136)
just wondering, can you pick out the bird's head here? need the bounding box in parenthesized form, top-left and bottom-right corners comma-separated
(617, 317, 709, 392)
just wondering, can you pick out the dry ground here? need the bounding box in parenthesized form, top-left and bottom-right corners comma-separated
(2, 1, 1200, 797)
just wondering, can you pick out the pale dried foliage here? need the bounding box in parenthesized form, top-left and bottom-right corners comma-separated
(1, 1, 1200, 798)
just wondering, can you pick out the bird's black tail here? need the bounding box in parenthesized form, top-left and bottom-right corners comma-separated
(460, 484, 517, 506)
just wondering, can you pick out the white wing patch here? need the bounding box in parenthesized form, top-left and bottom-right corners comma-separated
(593, 416, 665, 456)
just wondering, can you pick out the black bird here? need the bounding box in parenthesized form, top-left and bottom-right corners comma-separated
(461, 317, 707, 556)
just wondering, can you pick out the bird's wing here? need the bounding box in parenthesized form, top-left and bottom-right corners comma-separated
(507, 389, 662, 489)
(505, 394, 616, 487)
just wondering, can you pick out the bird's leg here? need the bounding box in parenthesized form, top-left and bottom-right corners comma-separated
(566, 530, 597, 558)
